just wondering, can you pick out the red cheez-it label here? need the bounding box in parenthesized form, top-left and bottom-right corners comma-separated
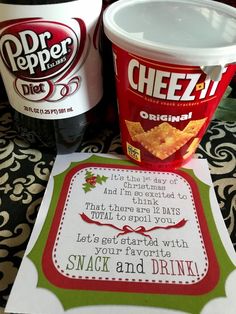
(113, 45, 236, 169)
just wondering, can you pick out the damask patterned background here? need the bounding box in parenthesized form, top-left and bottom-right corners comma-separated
(0, 99, 235, 312)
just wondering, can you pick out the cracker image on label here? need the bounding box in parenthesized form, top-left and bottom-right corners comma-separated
(183, 137, 201, 160)
(183, 118, 207, 136)
(125, 120, 145, 140)
(126, 118, 206, 160)
(135, 122, 193, 160)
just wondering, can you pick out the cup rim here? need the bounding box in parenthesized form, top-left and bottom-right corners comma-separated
(103, 0, 236, 66)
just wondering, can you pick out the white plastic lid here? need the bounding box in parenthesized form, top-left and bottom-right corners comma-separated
(103, 0, 236, 67)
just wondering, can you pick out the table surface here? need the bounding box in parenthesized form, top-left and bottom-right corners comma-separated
(0, 100, 236, 312)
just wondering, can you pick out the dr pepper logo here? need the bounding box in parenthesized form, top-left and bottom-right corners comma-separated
(0, 18, 86, 80)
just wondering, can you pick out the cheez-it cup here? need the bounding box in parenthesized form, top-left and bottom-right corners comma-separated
(103, 0, 236, 169)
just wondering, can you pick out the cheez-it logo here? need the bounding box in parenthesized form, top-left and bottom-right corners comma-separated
(0, 18, 86, 80)
(126, 58, 226, 101)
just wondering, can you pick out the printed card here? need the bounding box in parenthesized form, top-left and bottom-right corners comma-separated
(5, 153, 236, 314)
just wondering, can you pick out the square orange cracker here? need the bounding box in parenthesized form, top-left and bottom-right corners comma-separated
(125, 120, 145, 141)
(183, 118, 207, 136)
(135, 122, 193, 160)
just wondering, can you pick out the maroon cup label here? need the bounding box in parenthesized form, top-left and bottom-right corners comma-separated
(113, 45, 236, 168)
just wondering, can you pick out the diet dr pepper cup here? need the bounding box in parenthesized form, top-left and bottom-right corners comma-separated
(103, 0, 236, 169)
(0, 0, 103, 153)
